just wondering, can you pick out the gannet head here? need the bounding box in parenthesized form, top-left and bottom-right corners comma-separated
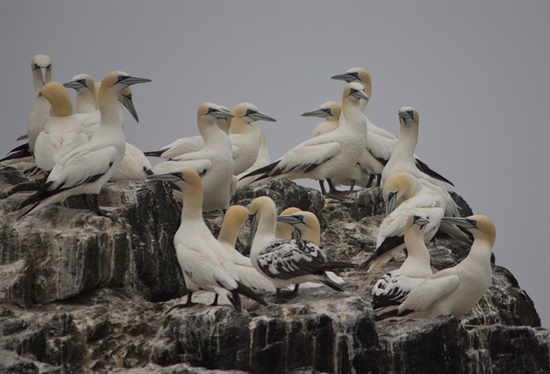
(276, 210, 320, 243)
(216, 105, 233, 133)
(231, 103, 276, 124)
(197, 102, 235, 123)
(63, 74, 95, 92)
(398, 106, 419, 127)
(301, 101, 341, 120)
(32, 54, 52, 85)
(383, 172, 418, 215)
(225, 205, 250, 224)
(408, 214, 430, 233)
(101, 71, 152, 90)
(147, 167, 202, 191)
(441, 215, 496, 248)
(41, 82, 73, 116)
(343, 82, 369, 102)
(331, 67, 372, 98)
(119, 87, 139, 122)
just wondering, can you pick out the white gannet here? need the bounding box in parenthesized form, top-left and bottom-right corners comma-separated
(381, 107, 460, 218)
(218, 205, 276, 293)
(229, 103, 276, 176)
(147, 168, 267, 311)
(152, 103, 235, 213)
(27, 54, 53, 154)
(397, 215, 495, 320)
(248, 196, 354, 302)
(143, 106, 233, 160)
(301, 100, 370, 191)
(371, 214, 434, 320)
(236, 128, 270, 188)
(18, 71, 151, 217)
(33, 82, 88, 173)
(241, 82, 369, 195)
(360, 172, 445, 271)
(64, 76, 152, 180)
(331, 67, 454, 187)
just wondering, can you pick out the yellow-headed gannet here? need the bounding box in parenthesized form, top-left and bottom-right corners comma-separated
(371, 214, 434, 320)
(332, 68, 454, 187)
(152, 103, 235, 213)
(301, 100, 370, 191)
(241, 82, 369, 195)
(236, 128, 271, 188)
(147, 168, 267, 312)
(275, 207, 302, 240)
(248, 196, 354, 302)
(143, 106, 233, 160)
(64, 76, 152, 180)
(229, 103, 276, 175)
(18, 71, 151, 217)
(360, 172, 445, 271)
(218, 205, 276, 294)
(33, 82, 88, 173)
(397, 215, 495, 319)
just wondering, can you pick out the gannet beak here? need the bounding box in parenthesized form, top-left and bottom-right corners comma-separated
(412, 215, 430, 228)
(63, 79, 86, 90)
(331, 72, 357, 82)
(247, 111, 277, 123)
(276, 215, 302, 226)
(440, 217, 478, 230)
(39, 67, 49, 85)
(16, 134, 29, 141)
(398, 110, 414, 121)
(118, 75, 152, 86)
(386, 191, 398, 216)
(301, 108, 330, 118)
(119, 93, 140, 122)
(147, 172, 184, 183)
(350, 88, 369, 101)
(209, 108, 234, 119)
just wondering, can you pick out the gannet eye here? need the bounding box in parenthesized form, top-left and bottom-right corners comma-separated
(350, 72, 359, 79)
(322, 108, 332, 115)
(245, 109, 257, 116)
(173, 172, 183, 179)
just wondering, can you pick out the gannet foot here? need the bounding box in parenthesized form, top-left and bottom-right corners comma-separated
(165, 293, 197, 314)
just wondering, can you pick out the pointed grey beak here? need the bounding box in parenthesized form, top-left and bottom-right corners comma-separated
(147, 172, 183, 183)
(16, 133, 29, 141)
(412, 215, 430, 227)
(301, 108, 331, 118)
(212, 109, 234, 119)
(386, 191, 398, 216)
(440, 216, 478, 230)
(119, 93, 139, 122)
(398, 110, 414, 121)
(350, 89, 369, 101)
(276, 215, 302, 226)
(39, 68, 48, 85)
(120, 76, 152, 86)
(248, 111, 276, 123)
(331, 72, 357, 82)
(63, 80, 86, 90)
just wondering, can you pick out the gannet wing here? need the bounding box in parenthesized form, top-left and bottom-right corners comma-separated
(398, 274, 460, 315)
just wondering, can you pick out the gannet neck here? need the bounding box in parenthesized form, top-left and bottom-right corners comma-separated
(341, 82, 368, 131)
(66, 74, 97, 114)
(218, 205, 249, 246)
(31, 54, 52, 96)
(249, 196, 278, 249)
(197, 102, 234, 144)
(301, 212, 321, 245)
(402, 215, 431, 269)
(42, 82, 73, 117)
(98, 74, 125, 127)
(179, 169, 205, 221)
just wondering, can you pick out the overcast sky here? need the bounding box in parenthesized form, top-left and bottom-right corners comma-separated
(1, 1, 548, 327)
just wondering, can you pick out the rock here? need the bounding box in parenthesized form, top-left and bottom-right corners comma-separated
(0, 167, 548, 373)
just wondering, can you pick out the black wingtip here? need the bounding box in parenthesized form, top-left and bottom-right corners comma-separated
(238, 160, 280, 181)
(236, 281, 268, 307)
(415, 158, 455, 187)
(226, 290, 242, 312)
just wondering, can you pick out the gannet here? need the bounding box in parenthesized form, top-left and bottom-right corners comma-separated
(381, 107, 460, 218)
(248, 196, 354, 302)
(33, 82, 88, 173)
(371, 214, 434, 320)
(64, 76, 152, 180)
(229, 103, 276, 175)
(143, 106, 233, 160)
(27, 54, 53, 154)
(301, 100, 370, 191)
(331, 67, 454, 187)
(18, 71, 151, 217)
(147, 168, 267, 311)
(397, 215, 496, 319)
(275, 207, 302, 240)
(218, 205, 276, 294)
(241, 82, 369, 195)
(360, 172, 445, 271)
(236, 128, 271, 188)
(152, 103, 235, 213)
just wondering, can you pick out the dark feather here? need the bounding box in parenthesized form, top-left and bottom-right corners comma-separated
(414, 158, 454, 187)
(360, 236, 405, 269)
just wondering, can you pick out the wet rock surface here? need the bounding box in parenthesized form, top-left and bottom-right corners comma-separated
(0, 166, 548, 373)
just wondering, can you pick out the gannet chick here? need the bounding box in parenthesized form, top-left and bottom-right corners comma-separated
(18, 71, 151, 218)
(229, 103, 277, 175)
(248, 196, 354, 302)
(398, 215, 496, 319)
(360, 172, 445, 271)
(241, 82, 369, 195)
(34, 82, 88, 173)
(236, 128, 271, 188)
(152, 103, 235, 213)
(331, 68, 453, 187)
(381, 107, 459, 218)
(148, 169, 267, 312)
(218, 205, 276, 294)
(143, 106, 233, 159)
(372, 214, 434, 320)
(301, 101, 370, 191)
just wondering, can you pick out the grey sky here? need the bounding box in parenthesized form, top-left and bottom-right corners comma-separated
(1, 1, 548, 326)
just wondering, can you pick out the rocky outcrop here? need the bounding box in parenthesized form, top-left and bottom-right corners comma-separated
(0, 166, 547, 373)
